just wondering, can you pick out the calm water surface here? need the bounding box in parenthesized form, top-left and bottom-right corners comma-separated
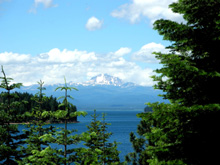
(18, 109, 143, 162)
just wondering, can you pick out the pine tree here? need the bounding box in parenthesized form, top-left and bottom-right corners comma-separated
(128, 0, 220, 164)
(19, 80, 60, 164)
(77, 110, 120, 165)
(0, 91, 60, 122)
(40, 77, 87, 165)
(0, 66, 26, 164)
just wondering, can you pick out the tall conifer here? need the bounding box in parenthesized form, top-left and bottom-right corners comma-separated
(77, 110, 120, 164)
(19, 80, 60, 164)
(128, 0, 220, 164)
(42, 77, 87, 165)
(0, 66, 26, 164)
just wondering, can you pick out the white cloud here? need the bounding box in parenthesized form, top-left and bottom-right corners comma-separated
(132, 42, 168, 63)
(124, 67, 155, 86)
(86, 17, 103, 31)
(37, 48, 97, 63)
(107, 47, 132, 60)
(29, 0, 57, 13)
(111, 0, 183, 24)
(0, 48, 156, 86)
(114, 47, 131, 57)
(0, 52, 31, 64)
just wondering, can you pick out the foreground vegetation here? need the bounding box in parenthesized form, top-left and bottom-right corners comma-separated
(0, 67, 121, 164)
(1, 0, 220, 164)
(125, 0, 220, 165)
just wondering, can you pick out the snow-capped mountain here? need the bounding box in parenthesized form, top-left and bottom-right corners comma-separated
(89, 74, 123, 86)
(76, 74, 135, 87)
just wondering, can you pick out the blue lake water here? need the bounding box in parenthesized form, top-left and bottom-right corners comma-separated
(18, 109, 143, 162)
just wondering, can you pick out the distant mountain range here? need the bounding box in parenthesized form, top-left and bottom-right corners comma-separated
(1, 74, 168, 110)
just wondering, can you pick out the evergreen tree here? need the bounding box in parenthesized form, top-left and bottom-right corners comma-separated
(19, 80, 60, 164)
(40, 77, 87, 165)
(0, 91, 60, 122)
(77, 110, 120, 165)
(0, 66, 26, 164)
(128, 0, 220, 164)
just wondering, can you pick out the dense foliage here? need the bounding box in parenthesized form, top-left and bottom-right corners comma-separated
(52, 77, 86, 165)
(127, 0, 220, 164)
(77, 110, 120, 164)
(0, 91, 78, 123)
(0, 66, 26, 164)
(19, 80, 58, 164)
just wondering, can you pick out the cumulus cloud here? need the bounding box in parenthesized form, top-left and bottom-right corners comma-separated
(0, 48, 156, 86)
(114, 47, 131, 57)
(0, 52, 31, 64)
(29, 0, 57, 13)
(124, 67, 155, 86)
(106, 47, 132, 60)
(37, 48, 97, 63)
(86, 17, 103, 31)
(132, 42, 169, 63)
(111, 0, 183, 24)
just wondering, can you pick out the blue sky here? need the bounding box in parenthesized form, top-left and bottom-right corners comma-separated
(0, 0, 182, 86)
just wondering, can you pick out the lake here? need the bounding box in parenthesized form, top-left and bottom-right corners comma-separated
(18, 109, 143, 162)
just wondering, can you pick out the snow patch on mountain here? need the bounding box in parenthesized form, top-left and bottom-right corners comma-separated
(74, 74, 135, 87)
(89, 74, 123, 86)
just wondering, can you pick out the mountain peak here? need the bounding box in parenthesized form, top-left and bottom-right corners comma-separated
(89, 74, 123, 86)
(72, 74, 136, 87)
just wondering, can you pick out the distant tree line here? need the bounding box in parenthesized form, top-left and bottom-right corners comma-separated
(0, 91, 77, 123)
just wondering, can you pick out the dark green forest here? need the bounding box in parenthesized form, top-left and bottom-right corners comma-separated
(1, 0, 220, 164)
(0, 91, 78, 123)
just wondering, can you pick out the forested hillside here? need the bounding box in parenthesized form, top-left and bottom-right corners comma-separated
(0, 91, 77, 123)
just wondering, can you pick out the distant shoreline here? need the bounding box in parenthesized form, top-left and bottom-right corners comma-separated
(10, 121, 80, 125)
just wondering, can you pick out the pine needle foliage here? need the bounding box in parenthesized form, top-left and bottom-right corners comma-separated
(43, 76, 87, 165)
(0, 65, 26, 165)
(76, 110, 121, 165)
(19, 80, 60, 164)
(127, 0, 220, 164)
